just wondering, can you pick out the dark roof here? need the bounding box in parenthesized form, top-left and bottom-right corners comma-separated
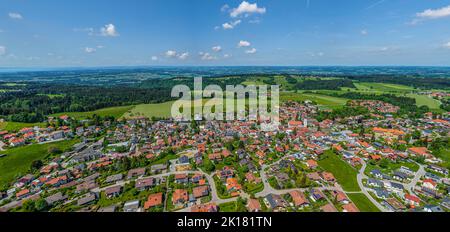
(45, 192, 67, 205)
(77, 194, 96, 206)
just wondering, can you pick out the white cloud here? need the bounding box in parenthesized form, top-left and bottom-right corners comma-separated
(8, 12, 23, 20)
(166, 50, 178, 57)
(238, 40, 251, 47)
(212, 46, 222, 52)
(178, 52, 189, 60)
(222, 20, 241, 30)
(224, 54, 231, 58)
(361, 29, 368, 36)
(199, 52, 217, 60)
(412, 5, 450, 24)
(151, 56, 158, 61)
(245, 48, 257, 54)
(100, 24, 119, 37)
(166, 50, 189, 60)
(443, 42, 450, 49)
(221, 4, 230, 12)
(84, 47, 96, 53)
(417, 5, 450, 19)
(97, 45, 105, 49)
(230, 1, 266, 18)
(0, 46, 6, 56)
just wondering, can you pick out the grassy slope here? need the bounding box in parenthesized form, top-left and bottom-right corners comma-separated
(123, 101, 175, 119)
(51, 105, 134, 119)
(347, 193, 380, 212)
(318, 150, 360, 192)
(0, 139, 79, 188)
(0, 122, 46, 132)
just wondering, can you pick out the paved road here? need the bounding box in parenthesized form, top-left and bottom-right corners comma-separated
(386, 162, 425, 194)
(357, 160, 390, 212)
(406, 162, 426, 194)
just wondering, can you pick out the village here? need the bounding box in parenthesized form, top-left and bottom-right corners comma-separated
(0, 100, 449, 213)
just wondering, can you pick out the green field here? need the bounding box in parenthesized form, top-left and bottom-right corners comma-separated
(0, 121, 46, 132)
(124, 101, 175, 119)
(281, 92, 349, 109)
(406, 94, 442, 110)
(124, 98, 254, 119)
(351, 82, 415, 94)
(218, 201, 238, 212)
(0, 139, 79, 188)
(51, 105, 134, 119)
(318, 150, 360, 192)
(347, 193, 380, 212)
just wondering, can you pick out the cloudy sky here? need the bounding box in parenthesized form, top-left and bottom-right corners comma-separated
(1, 0, 450, 67)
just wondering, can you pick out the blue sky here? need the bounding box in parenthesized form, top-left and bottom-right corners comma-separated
(1, 0, 450, 67)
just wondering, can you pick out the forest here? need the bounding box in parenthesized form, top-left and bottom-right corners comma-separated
(0, 83, 174, 123)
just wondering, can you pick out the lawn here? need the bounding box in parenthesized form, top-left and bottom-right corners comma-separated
(218, 201, 237, 212)
(51, 105, 134, 119)
(434, 149, 450, 169)
(318, 150, 360, 192)
(280, 92, 348, 109)
(0, 139, 79, 188)
(347, 193, 381, 212)
(0, 121, 46, 132)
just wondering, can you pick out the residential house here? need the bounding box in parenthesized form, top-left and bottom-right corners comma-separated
(77, 193, 97, 206)
(247, 199, 262, 212)
(342, 203, 360, 212)
(193, 186, 209, 199)
(135, 177, 155, 191)
(309, 189, 325, 202)
(45, 192, 68, 206)
(289, 190, 309, 207)
(105, 186, 122, 198)
(404, 194, 421, 207)
(265, 194, 287, 211)
(174, 174, 189, 184)
(321, 203, 338, 212)
(127, 168, 146, 179)
(144, 193, 163, 210)
(172, 189, 188, 205)
(123, 200, 140, 212)
(105, 174, 123, 184)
